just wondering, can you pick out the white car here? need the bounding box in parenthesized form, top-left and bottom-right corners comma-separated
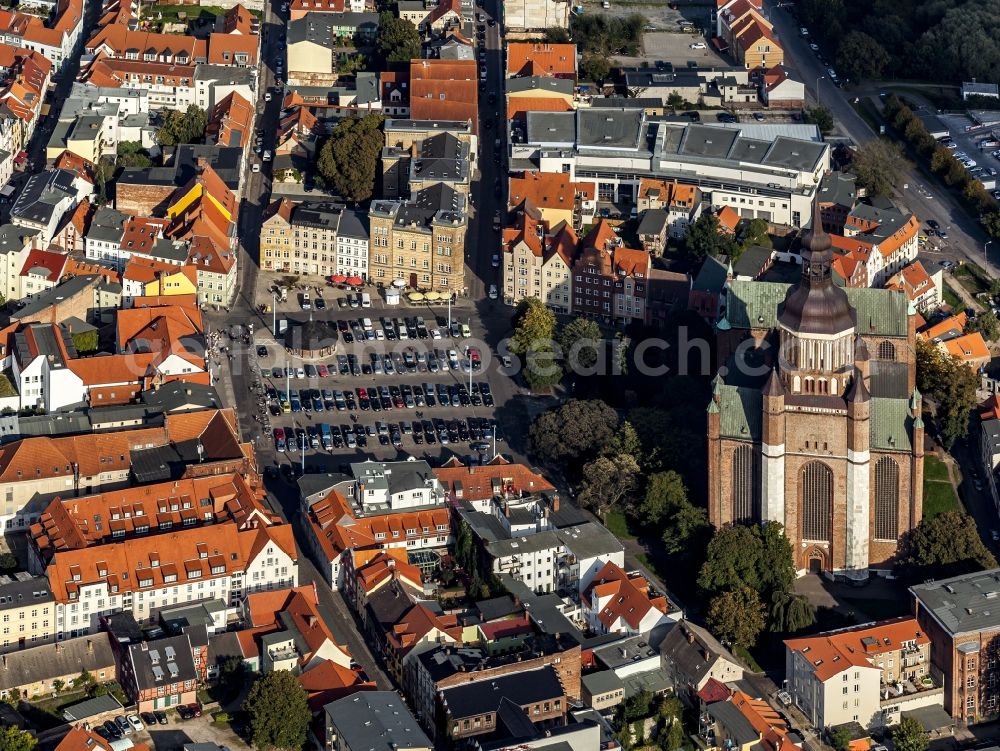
(809, 42, 819, 51)
(799, 26, 809, 36)
(252, 163, 260, 173)
(263, 150, 272, 161)
(264, 92, 272, 102)
(488, 284, 498, 299)
(689, 42, 706, 49)
(127, 715, 144, 733)
(431, 328, 443, 339)
(964, 159, 978, 168)
(491, 253, 500, 267)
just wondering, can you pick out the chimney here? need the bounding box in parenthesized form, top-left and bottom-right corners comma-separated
(306, 615, 317, 627)
(686, 628, 695, 644)
(87, 639, 94, 653)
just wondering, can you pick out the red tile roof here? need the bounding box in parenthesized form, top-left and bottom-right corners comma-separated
(582, 560, 669, 631)
(20, 248, 66, 281)
(506, 42, 577, 78)
(409, 59, 478, 134)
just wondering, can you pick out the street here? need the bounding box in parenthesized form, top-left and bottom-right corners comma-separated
(763, 0, 996, 273)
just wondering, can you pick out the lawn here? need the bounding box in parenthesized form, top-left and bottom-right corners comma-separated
(145, 4, 260, 24)
(943, 282, 963, 311)
(605, 510, 636, 540)
(952, 263, 992, 297)
(923, 480, 960, 519)
(924, 454, 951, 482)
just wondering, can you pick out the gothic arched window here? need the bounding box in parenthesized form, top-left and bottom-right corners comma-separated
(879, 340, 896, 361)
(874, 457, 900, 540)
(801, 461, 833, 541)
(732, 444, 759, 523)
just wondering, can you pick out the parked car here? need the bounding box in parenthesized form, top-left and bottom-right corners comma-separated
(689, 42, 706, 49)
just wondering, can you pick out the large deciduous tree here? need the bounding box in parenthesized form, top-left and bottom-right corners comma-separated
(558, 317, 603, 371)
(706, 586, 766, 650)
(892, 716, 928, 751)
(916, 339, 978, 449)
(577, 453, 640, 521)
(316, 113, 384, 203)
(901, 511, 998, 581)
(376, 12, 421, 64)
(835, 31, 889, 82)
(849, 139, 908, 199)
(683, 213, 739, 262)
(0, 727, 36, 751)
(242, 670, 312, 750)
(529, 399, 620, 465)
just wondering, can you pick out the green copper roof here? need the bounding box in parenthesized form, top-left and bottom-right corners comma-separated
(726, 280, 909, 337)
(715, 388, 912, 450)
(871, 397, 913, 451)
(718, 384, 762, 440)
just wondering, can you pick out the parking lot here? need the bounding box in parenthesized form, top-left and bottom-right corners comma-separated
(244, 308, 516, 472)
(935, 113, 1000, 197)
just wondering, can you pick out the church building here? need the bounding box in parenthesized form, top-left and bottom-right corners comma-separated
(707, 201, 924, 580)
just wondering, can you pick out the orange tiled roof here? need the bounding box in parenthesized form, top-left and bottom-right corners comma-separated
(943, 332, 990, 363)
(506, 96, 573, 121)
(582, 560, 669, 630)
(506, 42, 577, 78)
(207, 91, 254, 148)
(409, 59, 478, 133)
(352, 548, 422, 595)
(717, 206, 740, 234)
(120, 216, 169, 255)
(508, 171, 587, 212)
(20, 248, 66, 281)
(785, 617, 929, 682)
(919, 312, 967, 343)
(222, 3, 255, 34)
(885, 260, 934, 301)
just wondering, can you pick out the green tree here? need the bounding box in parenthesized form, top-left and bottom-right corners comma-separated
(95, 158, 115, 205)
(545, 26, 570, 43)
(75, 669, 95, 691)
(71, 329, 99, 355)
(683, 212, 739, 262)
(756, 521, 796, 597)
(983, 210, 1000, 238)
(511, 297, 557, 355)
(157, 104, 207, 146)
(930, 145, 955, 175)
(659, 718, 686, 751)
(739, 217, 772, 251)
(523, 343, 564, 391)
(849, 139, 908, 198)
(579, 53, 611, 83)
(916, 338, 978, 449)
(803, 105, 834, 136)
(609, 420, 643, 463)
(337, 51, 368, 76)
(0, 552, 16, 573)
(530, 399, 620, 464)
(577, 453, 640, 521)
(0, 726, 36, 751)
(697, 524, 763, 596)
(706, 585, 766, 650)
(242, 670, 312, 750)
(901, 511, 998, 581)
(641, 471, 688, 525)
(376, 12, 421, 64)
(835, 30, 889, 81)
(830, 726, 853, 751)
(967, 309, 1000, 341)
(52, 679, 65, 694)
(116, 141, 152, 168)
(770, 590, 817, 633)
(315, 113, 384, 202)
(892, 716, 928, 751)
(666, 92, 687, 111)
(559, 317, 602, 371)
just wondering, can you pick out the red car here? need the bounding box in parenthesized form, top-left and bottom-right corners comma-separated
(187, 704, 202, 718)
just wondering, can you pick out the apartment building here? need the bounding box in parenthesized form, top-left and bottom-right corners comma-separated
(636, 178, 703, 239)
(885, 260, 941, 312)
(301, 462, 451, 588)
(581, 560, 679, 635)
(785, 618, 941, 729)
(502, 0, 569, 32)
(911, 570, 1000, 724)
(382, 125, 473, 200)
(572, 221, 650, 324)
(260, 199, 341, 278)
(29, 472, 296, 638)
(511, 110, 829, 229)
(0, 573, 55, 653)
(368, 184, 467, 294)
(325, 692, 432, 751)
(121, 633, 198, 710)
(832, 203, 920, 287)
(334, 209, 369, 279)
(0, 224, 40, 303)
(501, 206, 577, 312)
(440, 665, 568, 741)
(0, 633, 115, 701)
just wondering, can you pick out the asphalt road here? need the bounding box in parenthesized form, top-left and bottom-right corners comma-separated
(763, 0, 996, 275)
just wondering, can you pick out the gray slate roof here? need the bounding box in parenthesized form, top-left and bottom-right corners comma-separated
(910, 568, 1000, 636)
(324, 691, 430, 751)
(0, 633, 115, 691)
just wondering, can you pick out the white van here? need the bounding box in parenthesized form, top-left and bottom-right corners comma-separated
(361, 292, 372, 308)
(362, 317, 373, 331)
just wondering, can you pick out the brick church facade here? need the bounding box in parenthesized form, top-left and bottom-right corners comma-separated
(707, 202, 924, 579)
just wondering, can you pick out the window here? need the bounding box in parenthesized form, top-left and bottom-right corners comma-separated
(874, 457, 900, 540)
(801, 461, 833, 541)
(731, 444, 759, 523)
(878, 340, 896, 360)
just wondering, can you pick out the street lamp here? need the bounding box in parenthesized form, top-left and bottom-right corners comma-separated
(815, 75, 826, 108)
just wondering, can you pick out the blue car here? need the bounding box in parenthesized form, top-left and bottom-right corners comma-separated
(313, 397, 324, 412)
(290, 398, 301, 412)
